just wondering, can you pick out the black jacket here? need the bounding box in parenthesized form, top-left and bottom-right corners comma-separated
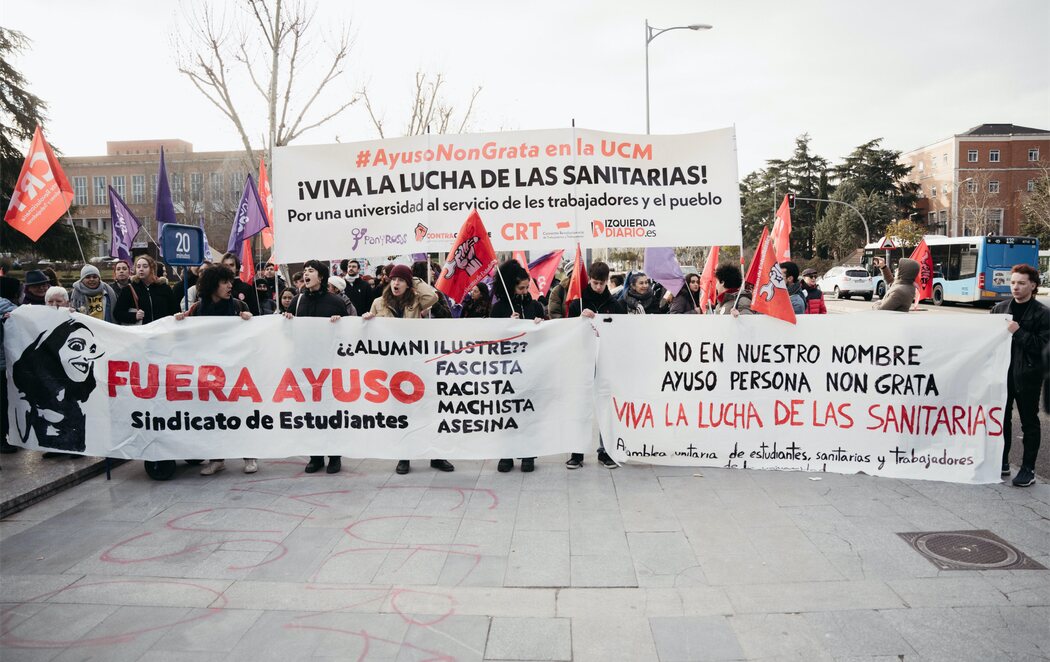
(113, 277, 178, 324)
(491, 294, 546, 320)
(231, 279, 260, 315)
(290, 289, 350, 318)
(344, 277, 373, 316)
(990, 297, 1050, 392)
(568, 286, 627, 318)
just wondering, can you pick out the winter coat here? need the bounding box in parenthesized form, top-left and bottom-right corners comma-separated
(231, 279, 260, 316)
(290, 288, 351, 318)
(547, 281, 569, 319)
(713, 290, 754, 315)
(344, 277, 373, 316)
(786, 282, 806, 315)
(990, 297, 1050, 393)
(460, 297, 491, 319)
(802, 283, 827, 315)
(188, 297, 248, 317)
(873, 259, 919, 312)
(70, 278, 118, 322)
(367, 278, 439, 319)
(620, 272, 670, 314)
(113, 276, 178, 324)
(491, 293, 546, 320)
(568, 284, 628, 318)
(670, 286, 701, 314)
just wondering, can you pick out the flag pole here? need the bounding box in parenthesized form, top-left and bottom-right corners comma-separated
(495, 264, 518, 317)
(63, 210, 87, 263)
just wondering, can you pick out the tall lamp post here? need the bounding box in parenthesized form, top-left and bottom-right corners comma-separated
(645, 20, 711, 134)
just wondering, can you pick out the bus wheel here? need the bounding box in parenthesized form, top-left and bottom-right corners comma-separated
(876, 282, 886, 298)
(144, 460, 177, 481)
(932, 285, 945, 306)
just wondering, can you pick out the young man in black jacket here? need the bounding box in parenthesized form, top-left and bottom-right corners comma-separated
(220, 252, 261, 316)
(283, 259, 348, 473)
(990, 264, 1049, 487)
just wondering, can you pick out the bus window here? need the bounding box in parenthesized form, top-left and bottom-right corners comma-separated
(958, 245, 977, 279)
(946, 245, 961, 280)
(930, 244, 950, 279)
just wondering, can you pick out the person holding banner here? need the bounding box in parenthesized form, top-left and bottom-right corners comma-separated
(566, 261, 626, 470)
(284, 259, 349, 474)
(871, 257, 918, 313)
(990, 264, 1049, 487)
(69, 265, 117, 323)
(712, 265, 754, 316)
(461, 283, 492, 319)
(360, 264, 453, 475)
(113, 256, 178, 325)
(173, 265, 258, 475)
(220, 252, 261, 316)
(670, 273, 702, 314)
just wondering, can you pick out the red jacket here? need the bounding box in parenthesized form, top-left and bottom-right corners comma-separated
(803, 285, 827, 314)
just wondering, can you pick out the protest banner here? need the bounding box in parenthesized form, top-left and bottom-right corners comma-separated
(271, 126, 741, 260)
(4, 307, 596, 460)
(594, 314, 1011, 484)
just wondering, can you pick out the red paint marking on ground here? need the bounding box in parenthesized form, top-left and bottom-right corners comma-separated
(165, 506, 311, 533)
(100, 534, 289, 569)
(284, 623, 456, 661)
(424, 332, 526, 363)
(376, 485, 499, 511)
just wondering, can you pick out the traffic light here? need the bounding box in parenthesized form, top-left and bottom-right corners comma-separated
(787, 193, 796, 209)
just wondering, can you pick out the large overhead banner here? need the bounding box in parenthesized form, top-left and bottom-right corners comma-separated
(3, 308, 596, 460)
(594, 314, 1011, 484)
(272, 127, 741, 261)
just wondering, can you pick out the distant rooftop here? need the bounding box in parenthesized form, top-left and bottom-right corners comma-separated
(106, 139, 193, 156)
(959, 124, 1050, 137)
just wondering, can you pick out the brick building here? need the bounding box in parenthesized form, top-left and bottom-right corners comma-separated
(59, 139, 260, 260)
(900, 123, 1049, 237)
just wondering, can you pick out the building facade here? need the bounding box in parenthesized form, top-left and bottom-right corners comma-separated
(900, 124, 1048, 237)
(59, 139, 260, 260)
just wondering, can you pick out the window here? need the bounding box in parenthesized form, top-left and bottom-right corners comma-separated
(987, 209, 1004, 234)
(989, 149, 1000, 163)
(931, 155, 937, 168)
(967, 149, 978, 162)
(1029, 148, 1040, 161)
(151, 174, 158, 202)
(943, 153, 948, 165)
(112, 175, 126, 200)
(210, 172, 223, 202)
(966, 180, 977, 193)
(988, 180, 999, 193)
(1028, 179, 1036, 192)
(918, 161, 925, 172)
(928, 212, 937, 224)
(93, 176, 107, 205)
(930, 185, 937, 197)
(132, 175, 145, 204)
(73, 176, 88, 206)
(229, 173, 243, 204)
(171, 173, 183, 205)
(190, 173, 203, 204)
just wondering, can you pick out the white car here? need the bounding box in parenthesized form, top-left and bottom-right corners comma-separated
(817, 266, 874, 300)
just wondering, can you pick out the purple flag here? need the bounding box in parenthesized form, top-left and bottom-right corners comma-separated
(109, 186, 141, 263)
(227, 174, 268, 258)
(155, 147, 177, 256)
(199, 216, 212, 261)
(643, 247, 685, 295)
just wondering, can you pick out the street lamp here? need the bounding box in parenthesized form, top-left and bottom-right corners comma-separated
(645, 20, 712, 134)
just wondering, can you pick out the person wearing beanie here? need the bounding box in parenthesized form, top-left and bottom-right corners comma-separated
(326, 275, 357, 316)
(362, 263, 451, 475)
(872, 257, 919, 312)
(70, 264, 118, 322)
(283, 258, 349, 474)
(21, 270, 50, 306)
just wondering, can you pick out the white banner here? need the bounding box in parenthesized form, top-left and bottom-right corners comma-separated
(4, 307, 596, 460)
(594, 314, 1011, 484)
(272, 127, 742, 261)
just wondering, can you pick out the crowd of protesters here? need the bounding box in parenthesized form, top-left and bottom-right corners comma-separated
(0, 252, 1046, 487)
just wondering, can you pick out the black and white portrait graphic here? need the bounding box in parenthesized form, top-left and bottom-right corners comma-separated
(12, 319, 104, 452)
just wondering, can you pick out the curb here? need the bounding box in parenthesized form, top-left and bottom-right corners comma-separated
(0, 458, 126, 520)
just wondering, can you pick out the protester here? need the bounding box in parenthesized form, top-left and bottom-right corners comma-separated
(362, 263, 452, 475)
(609, 274, 625, 297)
(460, 282, 492, 318)
(490, 260, 544, 473)
(254, 262, 278, 314)
(670, 273, 702, 314)
(414, 261, 453, 318)
(113, 255, 178, 325)
(171, 265, 201, 308)
(21, 270, 50, 305)
(872, 256, 918, 312)
(220, 252, 260, 315)
(291, 271, 305, 292)
(179, 262, 212, 312)
(111, 260, 132, 296)
(70, 265, 118, 322)
(547, 276, 570, 319)
(341, 259, 373, 315)
(800, 268, 828, 314)
(0, 276, 19, 454)
(45, 286, 72, 310)
(566, 261, 626, 469)
(620, 271, 672, 314)
(326, 276, 358, 316)
(173, 265, 257, 474)
(712, 264, 754, 316)
(990, 264, 1049, 487)
(277, 287, 297, 314)
(781, 261, 806, 314)
(42, 267, 61, 287)
(284, 260, 348, 474)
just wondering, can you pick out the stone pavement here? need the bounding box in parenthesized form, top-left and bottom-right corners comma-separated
(1, 455, 1048, 661)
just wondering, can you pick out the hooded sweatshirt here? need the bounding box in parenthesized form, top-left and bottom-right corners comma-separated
(70, 278, 118, 322)
(873, 258, 919, 312)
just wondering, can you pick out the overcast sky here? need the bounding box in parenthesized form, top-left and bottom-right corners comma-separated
(5, 0, 1049, 175)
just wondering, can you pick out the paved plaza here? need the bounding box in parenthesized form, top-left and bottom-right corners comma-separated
(1, 452, 1048, 661)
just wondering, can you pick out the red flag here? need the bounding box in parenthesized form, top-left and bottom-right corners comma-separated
(258, 157, 274, 250)
(513, 250, 540, 299)
(909, 239, 934, 302)
(750, 232, 796, 324)
(744, 226, 770, 292)
(4, 126, 74, 241)
(564, 244, 587, 317)
(240, 239, 255, 284)
(697, 245, 720, 313)
(771, 195, 792, 264)
(528, 250, 564, 297)
(436, 210, 497, 302)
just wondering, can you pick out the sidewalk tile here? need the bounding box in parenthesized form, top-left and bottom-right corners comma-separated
(649, 615, 745, 661)
(485, 616, 571, 660)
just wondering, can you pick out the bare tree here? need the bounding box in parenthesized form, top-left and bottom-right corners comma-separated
(360, 71, 481, 138)
(175, 0, 356, 168)
(1020, 161, 1050, 243)
(958, 171, 1001, 236)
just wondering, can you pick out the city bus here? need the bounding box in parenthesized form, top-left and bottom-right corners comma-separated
(861, 235, 1040, 306)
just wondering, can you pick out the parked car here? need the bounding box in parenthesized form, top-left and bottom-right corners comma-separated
(817, 266, 874, 300)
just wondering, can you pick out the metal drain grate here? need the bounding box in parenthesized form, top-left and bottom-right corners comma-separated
(898, 530, 1045, 571)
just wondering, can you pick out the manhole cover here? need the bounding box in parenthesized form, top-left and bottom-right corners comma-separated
(898, 530, 1045, 571)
